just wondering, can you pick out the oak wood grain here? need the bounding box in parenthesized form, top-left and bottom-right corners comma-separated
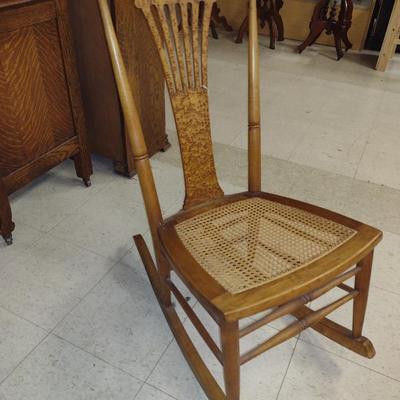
(0, 0, 92, 243)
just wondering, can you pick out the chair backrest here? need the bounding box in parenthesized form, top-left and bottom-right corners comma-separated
(98, 0, 260, 238)
(135, 0, 223, 209)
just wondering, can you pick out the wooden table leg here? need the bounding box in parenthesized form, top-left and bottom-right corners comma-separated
(0, 178, 14, 245)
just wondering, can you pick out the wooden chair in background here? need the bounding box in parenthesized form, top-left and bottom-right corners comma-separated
(99, 0, 382, 398)
(298, 0, 354, 60)
(236, 0, 284, 49)
(210, 2, 233, 39)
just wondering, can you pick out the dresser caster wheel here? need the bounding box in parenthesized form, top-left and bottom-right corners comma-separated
(83, 178, 92, 188)
(4, 235, 13, 246)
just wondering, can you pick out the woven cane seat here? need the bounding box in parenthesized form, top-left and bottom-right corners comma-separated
(175, 197, 357, 294)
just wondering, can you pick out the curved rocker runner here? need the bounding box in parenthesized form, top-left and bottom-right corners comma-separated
(98, 0, 382, 398)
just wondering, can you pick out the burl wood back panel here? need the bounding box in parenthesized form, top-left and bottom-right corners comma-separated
(0, 1, 75, 177)
(135, 0, 224, 209)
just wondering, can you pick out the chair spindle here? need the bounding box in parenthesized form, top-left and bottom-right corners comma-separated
(248, 0, 261, 192)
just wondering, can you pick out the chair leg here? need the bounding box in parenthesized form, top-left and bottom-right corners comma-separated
(221, 321, 240, 400)
(134, 235, 227, 400)
(272, 1, 284, 41)
(235, 16, 249, 44)
(297, 22, 325, 53)
(265, 12, 276, 49)
(353, 252, 373, 338)
(73, 150, 93, 187)
(157, 251, 173, 307)
(333, 29, 344, 60)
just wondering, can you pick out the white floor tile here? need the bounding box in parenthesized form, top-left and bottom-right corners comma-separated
(0, 236, 112, 330)
(135, 384, 176, 400)
(0, 335, 142, 400)
(356, 146, 400, 190)
(290, 133, 366, 178)
(49, 187, 148, 261)
(278, 341, 400, 400)
(0, 223, 43, 269)
(300, 286, 400, 381)
(0, 307, 47, 382)
(54, 259, 173, 381)
(9, 157, 114, 233)
(373, 231, 400, 295)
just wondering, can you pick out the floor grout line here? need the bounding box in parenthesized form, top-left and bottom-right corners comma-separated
(0, 332, 50, 386)
(0, 253, 130, 387)
(143, 382, 181, 400)
(0, 304, 50, 334)
(51, 334, 146, 383)
(275, 336, 299, 400)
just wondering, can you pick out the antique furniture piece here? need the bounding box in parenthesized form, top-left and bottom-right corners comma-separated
(298, 0, 354, 60)
(236, 0, 284, 49)
(0, 0, 92, 245)
(70, 0, 169, 177)
(376, 0, 400, 71)
(210, 2, 233, 39)
(220, 0, 375, 51)
(99, 0, 382, 398)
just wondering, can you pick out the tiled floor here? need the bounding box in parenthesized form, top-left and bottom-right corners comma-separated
(1, 35, 400, 399)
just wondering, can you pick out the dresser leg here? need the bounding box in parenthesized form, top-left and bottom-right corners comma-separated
(0, 179, 14, 245)
(73, 150, 93, 188)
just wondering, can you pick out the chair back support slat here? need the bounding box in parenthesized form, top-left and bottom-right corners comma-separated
(168, 3, 187, 89)
(156, 4, 183, 91)
(180, 4, 194, 89)
(200, 1, 213, 87)
(191, 1, 201, 89)
(136, 0, 224, 209)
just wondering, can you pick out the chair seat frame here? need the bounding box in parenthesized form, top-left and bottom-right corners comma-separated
(98, 1, 382, 398)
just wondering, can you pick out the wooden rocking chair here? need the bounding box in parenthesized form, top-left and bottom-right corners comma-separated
(98, 0, 382, 398)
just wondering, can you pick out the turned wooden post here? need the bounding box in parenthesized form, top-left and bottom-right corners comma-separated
(221, 321, 240, 400)
(98, 0, 171, 305)
(248, 0, 261, 193)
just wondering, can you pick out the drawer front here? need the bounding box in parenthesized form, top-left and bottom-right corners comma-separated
(0, 1, 76, 176)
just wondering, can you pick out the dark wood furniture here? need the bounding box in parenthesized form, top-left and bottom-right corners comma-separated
(298, 0, 354, 60)
(210, 2, 233, 39)
(0, 0, 92, 245)
(236, 0, 284, 49)
(70, 0, 169, 177)
(100, 0, 382, 398)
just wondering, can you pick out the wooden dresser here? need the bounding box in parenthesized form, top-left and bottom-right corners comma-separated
(0, 0, 92, 245)
(70, 0, 170, 177)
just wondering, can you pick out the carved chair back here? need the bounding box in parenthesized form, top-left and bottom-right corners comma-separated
(135, 0, 224, 209)
(98, 0, 260, 248)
